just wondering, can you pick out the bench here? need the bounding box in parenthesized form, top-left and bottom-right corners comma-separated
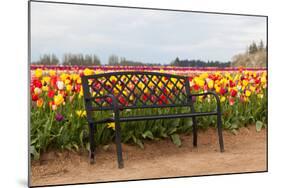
(81, 71, 224, 168)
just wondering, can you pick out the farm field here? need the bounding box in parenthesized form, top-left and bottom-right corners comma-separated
(30, 65, 267, 159)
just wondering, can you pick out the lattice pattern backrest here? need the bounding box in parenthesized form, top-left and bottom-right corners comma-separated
(82, 72, 191, 110)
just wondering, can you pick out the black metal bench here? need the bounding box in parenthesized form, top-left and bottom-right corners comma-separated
(82, 71, 224, 168)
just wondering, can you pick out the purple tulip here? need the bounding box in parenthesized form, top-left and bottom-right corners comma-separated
(192, 96, 196, 102)
(55, 113, 64, 122)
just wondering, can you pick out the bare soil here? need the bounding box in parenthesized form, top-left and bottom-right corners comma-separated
(31, 125, 267, 186)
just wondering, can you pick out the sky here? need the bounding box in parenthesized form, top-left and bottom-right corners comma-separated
(30, 2, 267, 64)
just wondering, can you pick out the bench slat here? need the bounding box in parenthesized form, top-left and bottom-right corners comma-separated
(94, 111, 218, 124)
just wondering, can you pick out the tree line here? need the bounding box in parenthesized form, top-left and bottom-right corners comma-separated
(32, 53, 229, 67)
(170, 57, 230, 67)
(32, 53, 101, 66)
(32, 40, 266, 67)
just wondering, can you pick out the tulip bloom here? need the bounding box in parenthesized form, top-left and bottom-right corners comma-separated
(230, 89, 237, 97)
(107, 122, 115, 130)
(245, 90, 251, 97)
(36, 98, 44, 108)
(35, 68, 43, 78)
(32, 94, 39, 101)
(48, 90, 55, 98)
(76, 110, 86, 117)
(56, 81, 64, 90)
(54, 94, 64, 106)
(33, 79, 42, 88)
(34, 87, 42, 95)
(55, 113, 64, 122)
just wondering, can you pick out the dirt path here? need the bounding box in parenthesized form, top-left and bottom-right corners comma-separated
(31, 125, 267, 186)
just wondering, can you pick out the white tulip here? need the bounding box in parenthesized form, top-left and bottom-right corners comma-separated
(56, 81, 64, 90)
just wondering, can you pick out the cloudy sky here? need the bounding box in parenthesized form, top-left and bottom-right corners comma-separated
(31, 2, 267, 64)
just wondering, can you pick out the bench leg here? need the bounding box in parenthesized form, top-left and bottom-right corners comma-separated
(115, 121, 124, 169)
(217, 114, 225, 152)
(190, 106, 197, 147)
(89, 122, 96, 164)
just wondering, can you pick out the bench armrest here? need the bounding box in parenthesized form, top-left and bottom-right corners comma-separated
(189, 91, 221, 113)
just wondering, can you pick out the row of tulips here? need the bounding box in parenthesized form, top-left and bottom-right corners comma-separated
(30, 66, 267, 160)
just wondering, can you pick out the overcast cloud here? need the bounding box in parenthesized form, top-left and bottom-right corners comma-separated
(31, 2, 267, 64)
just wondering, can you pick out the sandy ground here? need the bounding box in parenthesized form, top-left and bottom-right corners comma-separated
(31, 125, 267, 187)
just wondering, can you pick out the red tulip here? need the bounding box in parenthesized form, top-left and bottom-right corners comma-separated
(48, 90, 55, 98)
(32, 94, 38, 101)
(193, 84, 200, 91)
(159, 94, 168, 104)
(32, 79, 42, 88)
(106, 97, 112, 104)
(119, 96, 126, 105)
(142, 94, 148, 101)
(50, 76, 58, 89)
(255, 78, 261, 84)
(229, 80, 236, 87)
(220, 88, 227, 95)
(230, 89, 237, 97)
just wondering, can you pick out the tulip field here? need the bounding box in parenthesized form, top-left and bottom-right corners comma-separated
(30, 65, 267, 160)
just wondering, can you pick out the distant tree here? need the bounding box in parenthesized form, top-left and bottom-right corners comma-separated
(258, 40, 264, 50)
(93, 55, 101, 65)
(63, 53, 84, 65)
(170, 57, 181, 66)
(62, 53, 101, 65)
(84, 54, 92, 66)
(120, 57, 126, 64)
(170, 57, 230, 67)
(249, 42, 258, 54)
(34, 54, 59, 65)
(108, 55, 119, 65)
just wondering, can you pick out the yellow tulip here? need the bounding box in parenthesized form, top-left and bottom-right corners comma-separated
(200, 73, 208, 79)
(54, 94, 64, 106)
(42, 86, 49, 92)
(83, 68, 93, 76)
(49, 70, 56, 76)
(261, 76, 266, 84)
(107, 122, 115, 130)
(215, 86, 221, 93)
(171, 78, 177, 83)
(196, 78, 205, 87)
(71, 74, 80, 81)
(76, 110, 86, 117)
(109, 75, 117, 83)
(66, 84, 72, 92)
(250, 86, 256, 92)
(65, 79, 71, 85)
(77, 78, 82, 84)
(35, 69, 43, 78)
(42, 76, 51, 84)
(148, 81, 154, 88)
(60, 73, 69, 81)
(242, 79, 249, 87)
(207, 80, 214, 89)
(245, 90, 251, 97)
(220, 96, 226, 102)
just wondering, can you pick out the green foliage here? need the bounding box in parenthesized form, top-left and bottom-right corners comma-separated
(30, 90, 267, 160)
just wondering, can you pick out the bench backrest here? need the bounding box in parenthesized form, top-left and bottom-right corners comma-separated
(82, 71, 192, 111)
